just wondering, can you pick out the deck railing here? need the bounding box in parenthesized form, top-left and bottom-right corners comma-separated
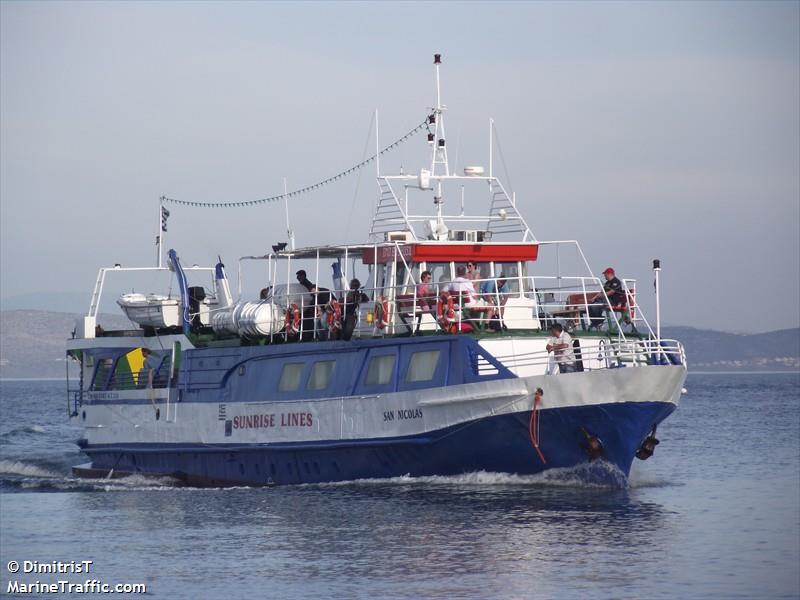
(222, 272, 651, 344)
(484, 338, 686, 374)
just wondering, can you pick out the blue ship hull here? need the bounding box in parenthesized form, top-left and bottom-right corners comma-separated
(77, 400, 675, 486)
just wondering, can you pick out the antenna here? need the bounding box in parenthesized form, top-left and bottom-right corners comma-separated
(283, 178, 295, 250)
(488, 118, 493, 178)
(375, 108, 380, 177)
(430, 53, 449, 177)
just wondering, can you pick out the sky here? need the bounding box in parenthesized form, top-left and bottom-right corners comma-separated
(1, 1, 798, 333)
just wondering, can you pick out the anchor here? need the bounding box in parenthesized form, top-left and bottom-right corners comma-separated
(635, 425, 660, 460)
(580, 426, 604, 461)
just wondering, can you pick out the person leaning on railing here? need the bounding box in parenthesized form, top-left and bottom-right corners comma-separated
(546, 323, 577, 373)
(311, 285, 333, 340)
(139, 348, 160, 388)
(342, 278, 369, 341)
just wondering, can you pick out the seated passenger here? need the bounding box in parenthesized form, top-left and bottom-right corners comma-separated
(588, 267, 626, 330)
(480, 276, 509, 302)
(465, 261, 481, 291)
(449, 265, 482, 307)
(480, 275, 509, 329)
(417, 270, 434, 312)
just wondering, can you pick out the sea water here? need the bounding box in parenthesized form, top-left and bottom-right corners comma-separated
(1, 374, 798, 599)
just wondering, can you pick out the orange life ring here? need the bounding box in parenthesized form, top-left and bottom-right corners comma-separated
(437, 293, 455, 331)
(374, 297, 389, 330)
(326, 298, 342, 332)
(284, 303, 301, 335)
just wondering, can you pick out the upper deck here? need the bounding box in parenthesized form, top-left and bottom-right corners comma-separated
(68, 54, 676, 362)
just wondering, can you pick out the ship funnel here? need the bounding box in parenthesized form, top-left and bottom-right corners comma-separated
(215, 257, 234, 308)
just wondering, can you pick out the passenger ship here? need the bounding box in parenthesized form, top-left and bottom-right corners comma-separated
(66, 56, 686, 486)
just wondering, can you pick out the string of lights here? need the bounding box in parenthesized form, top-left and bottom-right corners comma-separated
(160, 117, 431, 208)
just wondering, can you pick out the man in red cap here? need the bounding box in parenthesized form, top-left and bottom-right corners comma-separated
(587, 267, 625, 330)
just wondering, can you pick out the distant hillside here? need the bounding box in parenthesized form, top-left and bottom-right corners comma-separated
(0, 310, 797, 378)
(0, 310, 130, 379)
(661, 326, 800, 371)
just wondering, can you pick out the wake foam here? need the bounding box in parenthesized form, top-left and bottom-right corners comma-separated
(310, 462, 629, 490)
(0, 459, 62, 479)
(0, 459, 189, 493)
(0, 424, 47, 439)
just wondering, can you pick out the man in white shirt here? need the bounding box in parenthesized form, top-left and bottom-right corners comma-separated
(449, 265, 479, 305)
(546, 323, 577, 373)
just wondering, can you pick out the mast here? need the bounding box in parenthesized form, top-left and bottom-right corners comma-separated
(430, 53, 449, 178)
(368, 53, 535, 243)
(157, 196, 168, 268)
(283, 178, 295, 251)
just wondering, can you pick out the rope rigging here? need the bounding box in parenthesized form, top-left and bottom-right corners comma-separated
(161, 117, 431, 209)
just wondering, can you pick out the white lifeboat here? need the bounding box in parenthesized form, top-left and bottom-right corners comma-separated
(117, 293, 180, 328)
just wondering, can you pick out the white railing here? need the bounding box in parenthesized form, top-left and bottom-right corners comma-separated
(93, 266, 658, 344)
(487, 338, 686, 372)
(530, 275, 653, 338)
(246, 272, 658, 346)
(87, 265, 216, 318)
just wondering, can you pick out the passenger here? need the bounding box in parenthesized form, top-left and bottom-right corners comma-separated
(448, 267, 494, 314)
(587, 267, 625, 330)
(465, 261, 481, 291)
(480, 275, 509, 329)
(311, 285, 333, 340)
(341, 278, 368, 341)
(331, 260, 344, 296)
(546, 323, 577, 373)
(296, 269, 314, 293)
(259, 287, 271, 301)
(417, 270, 435, 312)
(449, 265, 478, 305)
(139, 348, 160, 388)
(480, 275, 509, 302)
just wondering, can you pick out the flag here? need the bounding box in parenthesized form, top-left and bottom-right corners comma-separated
(161, 206, 170, 232)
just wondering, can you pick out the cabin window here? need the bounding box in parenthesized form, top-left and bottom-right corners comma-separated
(406, 350, 440, 382)
(307, 360, 335, 390)
(278, 363, 304, 392)
(365, 355, 395, 386)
